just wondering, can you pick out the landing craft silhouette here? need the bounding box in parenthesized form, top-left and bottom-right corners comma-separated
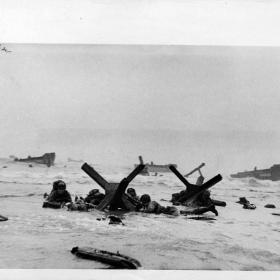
(81, 163, 145, 211)
(135, 155, 177, 175)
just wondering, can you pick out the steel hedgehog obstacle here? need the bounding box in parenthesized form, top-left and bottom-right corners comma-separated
(169, 165, 223, 205)
(81, 162, 145, 211)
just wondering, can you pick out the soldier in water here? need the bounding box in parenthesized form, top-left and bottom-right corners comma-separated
(43, 180, 72, 209)
(171, 172, 219, 216)
(126, 188, 140, 200)
(84, 189, 105, 206)
(139, 194, 179, 216)
(67, 189, 105, 211)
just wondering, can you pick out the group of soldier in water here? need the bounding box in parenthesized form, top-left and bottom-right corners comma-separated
(43, 170, 222, 217)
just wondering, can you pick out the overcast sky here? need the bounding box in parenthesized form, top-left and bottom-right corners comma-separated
(1, 0, 280, 45)
(1, 44, 280, 135)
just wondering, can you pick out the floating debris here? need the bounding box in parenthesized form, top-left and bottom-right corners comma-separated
(96, 217, 106, 221)
(42, 201, 62, 209)
(272, 213, 280, 216)
(264, 204, 276, 209)
(71, 246, 141, 269)
(236, 197, 256, 210)
(187, 216, 216, 221)
(108, 215, 124, 225)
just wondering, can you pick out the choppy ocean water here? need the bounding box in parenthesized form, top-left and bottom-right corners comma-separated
(0, 159, 279, 270)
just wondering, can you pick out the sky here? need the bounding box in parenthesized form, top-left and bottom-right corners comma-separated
(1, 0, 280, 45)
(1, 44, 280, 133)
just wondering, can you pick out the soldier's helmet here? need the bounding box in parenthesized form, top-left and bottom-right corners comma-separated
(127, 188, 136, 196)
(140, 194, 151, 205)
(54, 180, 66, 190)
(89, 189, 100, 196)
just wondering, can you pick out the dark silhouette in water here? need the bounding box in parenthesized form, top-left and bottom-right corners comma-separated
(171, 163, 225, 207)
(108, 215, 124, 225)
(42, 180, 72, 209)
(236, 197, 256, 210)
(84, 189, 105, 206)
(169, 165, 222, 215)
(0, 45, 12, 53)
(264, 204, 276, 209)
(71, 246, 141, 269)
(138, 194, 179, 215)
(0, 215, 8, 221)
(126, 188, 140, 201)
(81, 163, 145, 211)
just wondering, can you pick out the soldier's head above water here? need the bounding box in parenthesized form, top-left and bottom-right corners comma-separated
(140, 194, 151, 206)
(52, 180, 67, 194)
(88, 189, 100, 196)
(127, 188, 137, 197)
(53, 180, 66, 189)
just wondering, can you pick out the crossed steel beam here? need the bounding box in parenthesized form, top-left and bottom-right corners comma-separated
(81, 163, 145, 211)
(169, 165, 222, 204)
(81, 162, 222, 211)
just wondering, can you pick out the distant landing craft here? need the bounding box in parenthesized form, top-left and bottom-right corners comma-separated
(231, 164, 280, 181)
(135, 155, 177, 175)
(13, 153, 56, 167)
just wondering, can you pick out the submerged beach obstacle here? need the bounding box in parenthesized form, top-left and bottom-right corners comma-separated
(169, 165, 222, 205)
(184, 163, 205, 178)
(0, 215, 8, 222)
(81, 163, 145, 211)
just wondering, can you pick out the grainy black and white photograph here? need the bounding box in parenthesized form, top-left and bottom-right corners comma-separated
(0, 0, 280, 279)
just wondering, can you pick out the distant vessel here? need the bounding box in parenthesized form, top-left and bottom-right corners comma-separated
(231, 164, 280, 181)
(67, 157, 83, 163)
(14, 153, 55, 167)
(135, 156, 177, 175)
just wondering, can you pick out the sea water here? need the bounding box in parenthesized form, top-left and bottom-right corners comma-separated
(0, 159, 279, 270)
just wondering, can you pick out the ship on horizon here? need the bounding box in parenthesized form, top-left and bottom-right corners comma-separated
(135, 156, 177, 175)
(231, 164, 280, 181)
(12, 153, 56, 167)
